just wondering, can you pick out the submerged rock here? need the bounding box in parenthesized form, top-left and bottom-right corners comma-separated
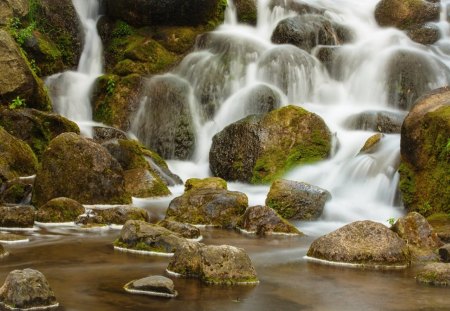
(0, 233, 27, 243)
(0, 269, 58, 310)
(124, 275, 177, 298)
(266, 180, 331, 220)
(238, 205, 301, 235)
(210, 106, 332, 184)
(242, 84, 283, 115)
(0, 204, 35, 228)
(158, 220, 201, 239)
(416, 263, 450, 286)
(36, 197, 85, 223)
(307, 221, 409, 269)
(344, 110, 406, 134)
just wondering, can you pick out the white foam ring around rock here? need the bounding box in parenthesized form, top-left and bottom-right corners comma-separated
(304, 256, 408, 270)
(114, 246, 174, 257)
(123, 283, 178, 298)
(0, 302, 59, 311)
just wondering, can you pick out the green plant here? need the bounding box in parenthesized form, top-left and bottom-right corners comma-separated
(387, 217, 396, 226)
(106, 77, 116, 95)
(8, 17, 36, 46)
(111, 21, 134, 38)
(9, 96, 26, 110)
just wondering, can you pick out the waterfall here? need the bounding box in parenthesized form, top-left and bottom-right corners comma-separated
(45, 0, 103, 137)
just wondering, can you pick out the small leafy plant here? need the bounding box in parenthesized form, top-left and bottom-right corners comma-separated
(387, 217, 396, 226)
(106, 77, 116, 95)
(9, 96, 26, 110)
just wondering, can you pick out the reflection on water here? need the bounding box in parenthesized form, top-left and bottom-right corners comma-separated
(0, 228, 448, 311)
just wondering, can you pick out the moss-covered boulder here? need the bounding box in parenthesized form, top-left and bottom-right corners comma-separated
(0, 107, 79, 159)
(167, 243, 259, 285)
(0, 0, 29, 26)
(210, 106, 332, 184)
(266, 179, 331, 220)
(233, 0, 257, 24)
(114, 220, 186, 254)
(416, 263, 450, 286)
(0, 29, 50, 110)
(399, 87, 450, 216)
(35, 197, 84, 223)
(374, 0, 440, 30)
(184, 177, 227, 192)
(0, 127, 38, 184)
(81, 206, 149, 225)
(158, 220, 201, 239)
(271, 14, 352, 53)
(344, 110, 406, 134)
(238, 205, 301, 235)
(92, 126, 128, 144)
(0, 204, 35, 228)
(307, 221, 410, 269)
(32, 133, 132, 207)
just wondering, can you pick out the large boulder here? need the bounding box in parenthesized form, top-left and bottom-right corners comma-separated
(0, 107, 79, 159)
(374, 0, 440, 30)
(36, 197, 85, 223)
(0, 0, 28, 26)
(307, 221, 410, 269)
(266, 179, 331, 220)
(0, 30, 50, 110)
(0, 204, 35, 228)
(114, 220, 186, 255)
(238, 205, 301, 235)
(0, 269, 58, 310)
(416, 263, 450, 286)
(399, 87, 450, 216)
(32, 133, 132, 207)
(271, 14, 352, 53)
(210, 105, 332, 183)
(167, 243, 259, 285)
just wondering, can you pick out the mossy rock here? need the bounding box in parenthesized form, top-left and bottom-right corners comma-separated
(210, 105, 332, 184)
(35, 197, 85, 223)
(124, 168, 170, 198)
(184, 177, 227, 192)
(359, 133, 384, 154)
(158, 220, 201, 239)
(1, 178, 33, 204)
(0, 0, 29, 26)
(0, 204, 35, 228)
(89, 206, 149, 225)
(234, 0, 257, 25)
(416, 263, 450, 286)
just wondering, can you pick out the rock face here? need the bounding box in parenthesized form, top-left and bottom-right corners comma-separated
(307, 221, 410, 268)
(167, 243, 259, 284)
(399, 87, 450, 216)
(0, 107, 79, 159)
(114, 220, 185, 254)
(0, 269, 58, 310)
(210, 105, 332, 183)
(158, 220, 201, 239)
(0, 30, 50, 110)
(104, 0, 226, 27)
(0, 205, 35, 228)
(124, 275, 177, 298)
(238, 205, 301, 235)
(266, 179, 330, 220)
(0, 0, 28, 26)
(36, 197, 85, 223)
(32, 133, 131, 207)
(416, 263, 450, 286)
(271, 14, 351, 53)
(344, 110, 406, 134)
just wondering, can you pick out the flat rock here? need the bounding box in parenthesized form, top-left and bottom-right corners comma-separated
(124, 275, 177, 298)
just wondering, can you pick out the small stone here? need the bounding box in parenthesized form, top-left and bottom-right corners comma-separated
(439, 245, 450, 263)
(124, 275, 177, 298)
(359, 133, 384, 154)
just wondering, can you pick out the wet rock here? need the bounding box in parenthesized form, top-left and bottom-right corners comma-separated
(0, 177, 34, 205)
(234, 0, 257, 24)
(266, 179, 331, 220)
(406, 23, 440, 45)
(344, 110, 406, 134)
(184, 177, 227, 192)
(36, 197, 85, 223)
(166, 187, 248, 228)
(375, 0, 440, 30)
(269, 0, 324, 15)
(0, 0, 28, 26)
(416, 263, 450, 286)
(360, 133, 384, 154)
(439, 245, 450, 262)
(0, 107, 79, 159)
(0, 204, 35, 228)
(158, 220, 201, 239)
(314, 46, 341, 78)
(399, 87, 450, 216)
(89, 206, 149, 225)
(243, 84, 283, 115)
(124, 168, 169, 198)
(92, 126, 128, 144)
(210, 106, 332, 184)
(32, 133, 131, 207)
(114, 220, 185, 254)
(0, 233, 28, 243)
(307, 221, 410, 268)
(271, 14, 352, 53)
(0, 269, 58, 310)
(238, 205, 301, 235)
(124, 275, 177, 298)
(167, 243, 259, 285)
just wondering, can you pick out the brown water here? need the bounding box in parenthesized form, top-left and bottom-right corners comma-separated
(0, 227, 449, 311)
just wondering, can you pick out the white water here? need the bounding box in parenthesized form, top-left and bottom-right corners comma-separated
(45, 0, 103, 137)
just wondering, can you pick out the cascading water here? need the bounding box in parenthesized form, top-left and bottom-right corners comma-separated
(45, 0, 103, 137)
(132, 0, 450, 236)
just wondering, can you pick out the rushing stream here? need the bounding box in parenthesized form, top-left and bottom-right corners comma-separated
(10, 0, 448, 310)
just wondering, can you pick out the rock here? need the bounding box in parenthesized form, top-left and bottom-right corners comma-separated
(0, 204, 35, 228)
(0, 30, 50, 110)
(92, 126, 128, 144)
(167, 243, 259, 284)
(114, 220, 185, 254)
(271, 14, 352, 53)
(314, 46, 343, 79)
(0, 269, 58, 310)
(392, 212, 442, 261)
(32, 133, 131, 207)
(158, 220, 201, 239)
(124, 275, 177, 298)
(242, 84, 283, 115)
(184, 177, 227, 192)
(416, 263, 450, 286)
(0, 107, 79, 159)
(0, 232, 27, 243)
(36, 197, 85, 223)
(233, 0, 257, 24)
(0, 177, 34, 205)
(210, 105, 332, 183)
(427, 213, 450, 243)
(307, 221, 410, 268)
(266, 179, 331, 220)
(124, 168, 169, 198)
(269, 0, 324, 15)
(0, 0, 28, 26)
(399, 87, 450, 216)
(165, 188, 248, 228)
(238, 205, 301, 235)
(439, 245, 450, 262)
(375, 0, 440, 30)
(104, 0, 226, 27)
(406, 23, 440, 45)
(344, 110, 406, 134)
(360, 133, 384, 154)
(88, 206, 149, 225)
(132, 75, 196, 160)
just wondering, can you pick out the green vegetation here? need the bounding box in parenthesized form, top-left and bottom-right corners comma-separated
(387, 217, 396, 226)
(106, 77, 116, 95)
(7, 17, 35, 46)
(9, 96, 26, 110)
